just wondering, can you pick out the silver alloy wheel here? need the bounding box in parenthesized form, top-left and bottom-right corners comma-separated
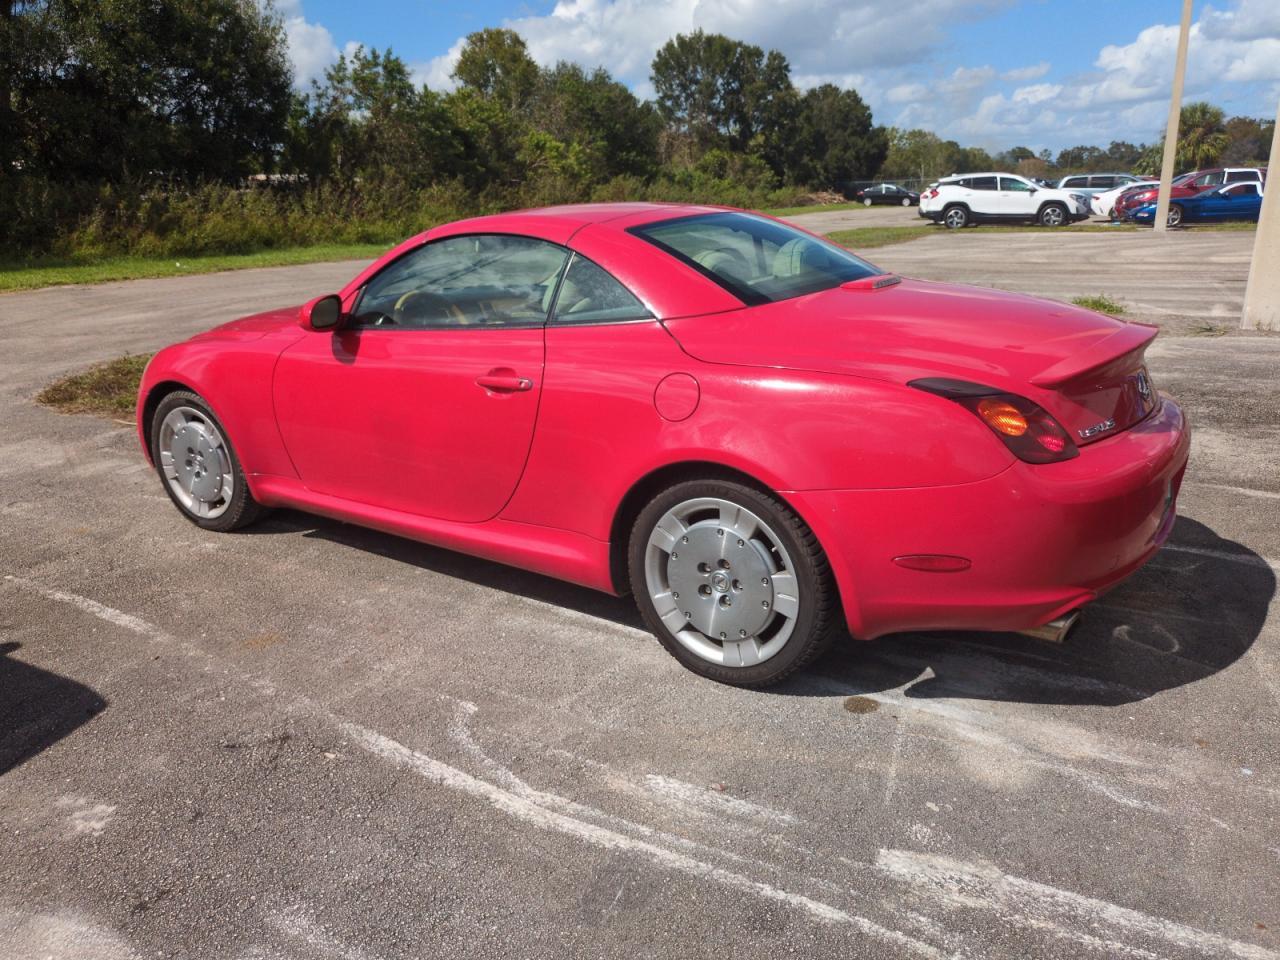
(944, 207, 967, 228)
(643, 497, 799, 668)
(158, 406, 233, 519)
(863, 198, 872, 206)
(1042, 205, 1065, 226)
(1168, 206, 1182, 226)
(901, 197, 911, 206)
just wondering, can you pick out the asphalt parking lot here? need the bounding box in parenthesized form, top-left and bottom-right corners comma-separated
(2, 229, 1278, 959)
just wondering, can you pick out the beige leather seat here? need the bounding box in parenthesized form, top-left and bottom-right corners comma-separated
(772, 237, 827, 279)
(694, 247, 753, 285)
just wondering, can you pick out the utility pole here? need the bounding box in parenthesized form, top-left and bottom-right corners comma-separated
(1241, 99, 1280, 330)
(1154, 0, 1194, 235)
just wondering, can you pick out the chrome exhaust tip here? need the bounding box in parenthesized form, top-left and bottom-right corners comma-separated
(1018, 610, 1081, 644)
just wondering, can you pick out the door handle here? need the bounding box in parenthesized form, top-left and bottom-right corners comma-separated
(475, 372, 533, 393)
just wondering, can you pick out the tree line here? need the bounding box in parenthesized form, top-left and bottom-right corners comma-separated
(0, 0, 1271, 261)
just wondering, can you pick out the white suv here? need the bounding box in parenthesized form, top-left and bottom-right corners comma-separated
(919, 173, 1091, 228)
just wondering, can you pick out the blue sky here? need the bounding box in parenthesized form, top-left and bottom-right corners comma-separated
(274, 0, 1280, 153)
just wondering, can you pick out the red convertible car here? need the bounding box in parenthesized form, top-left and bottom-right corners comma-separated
(137, 203, 1189, 686)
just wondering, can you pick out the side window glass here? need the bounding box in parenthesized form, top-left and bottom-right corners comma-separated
(970, 176, 998, 191)
(550, 255, 653, 325)
(1000, 177, 1034, 192)
(351, 235, 569, 329)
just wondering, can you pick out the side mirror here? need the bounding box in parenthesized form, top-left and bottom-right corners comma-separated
(299, 294, 343, 331)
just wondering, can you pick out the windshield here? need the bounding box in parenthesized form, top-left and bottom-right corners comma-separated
(629, 212, 880, 305)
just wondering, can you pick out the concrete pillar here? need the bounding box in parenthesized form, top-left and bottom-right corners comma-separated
(1154, 0, 1194, 235)
(1241, 101, 1280, 331)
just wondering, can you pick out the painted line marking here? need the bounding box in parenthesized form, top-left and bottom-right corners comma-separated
(4, 575, 175, 642)
(1184, 480, 1280, 501)
(1162, 543, 1280, 572)
(341, 719, 943, 956)
(877, 849, 1280, 960)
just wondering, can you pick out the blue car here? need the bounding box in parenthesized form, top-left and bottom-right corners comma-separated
(1132, 182, 1263, 227)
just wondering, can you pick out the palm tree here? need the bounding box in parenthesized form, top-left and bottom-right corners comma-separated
(1176, 102, 1230, 170)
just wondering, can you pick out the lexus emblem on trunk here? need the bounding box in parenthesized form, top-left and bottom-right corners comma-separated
(1079, 418, 1116, 440)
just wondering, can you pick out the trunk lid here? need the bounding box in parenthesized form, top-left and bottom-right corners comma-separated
(663, 277, 1159, 445)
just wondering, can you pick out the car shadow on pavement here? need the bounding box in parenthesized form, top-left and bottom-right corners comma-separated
(249, 512, 1271, 708)
(0, 641, 108, 776)
(249, 510, 650, 631)
(789, 517, 1275, 706)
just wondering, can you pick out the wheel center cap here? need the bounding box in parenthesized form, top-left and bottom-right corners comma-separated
(711, 572, 730, 593)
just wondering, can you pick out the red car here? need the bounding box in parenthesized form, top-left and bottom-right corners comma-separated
(137, 204, 1189, 686)
(1112, 173, 1198, 220)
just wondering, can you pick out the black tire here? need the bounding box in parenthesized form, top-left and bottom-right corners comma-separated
(1039, 203, 1068, 227)
(1167, 204, 1183, 227)
(149, 390, 265, 532)
(942, 205, 968, 229)
(628, 478, 839, 687)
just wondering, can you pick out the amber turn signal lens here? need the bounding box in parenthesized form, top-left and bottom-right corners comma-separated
(976, 398, 1028, 436)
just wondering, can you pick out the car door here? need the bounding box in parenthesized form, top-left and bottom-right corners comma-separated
(965, 175, 1000, 215)
(1215, 183, 1263, 220)
(995, 176, 1036, 217)
(272, 233, 570, 523)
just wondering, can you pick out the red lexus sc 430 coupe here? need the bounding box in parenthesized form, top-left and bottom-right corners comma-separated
(137, 204, 1189, 686)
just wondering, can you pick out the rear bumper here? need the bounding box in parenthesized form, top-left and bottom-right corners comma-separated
(785, 396, 1190, 639)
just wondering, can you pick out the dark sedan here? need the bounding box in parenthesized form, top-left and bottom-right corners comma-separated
(856, 183, 920, 206)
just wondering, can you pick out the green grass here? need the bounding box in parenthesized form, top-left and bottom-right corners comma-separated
(826, 225, 935, 249)
(36, 353, 155, 418)
(1071, 295, 1126, 315)
(761, 201, 866, 218)
(0, 243, 392, 293)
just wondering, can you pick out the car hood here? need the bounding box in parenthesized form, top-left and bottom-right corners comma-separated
(188, 306, 300, 342)
(663, 277, 1131, 387)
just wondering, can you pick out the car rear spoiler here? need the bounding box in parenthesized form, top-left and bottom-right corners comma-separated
(1030, 322, 1159, 388)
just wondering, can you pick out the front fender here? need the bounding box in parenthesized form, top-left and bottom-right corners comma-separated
(135, 339, 299, 482)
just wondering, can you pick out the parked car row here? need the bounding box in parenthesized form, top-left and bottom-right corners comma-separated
(910, 166, 1267, 229)
(1107, 167, 1267, 226)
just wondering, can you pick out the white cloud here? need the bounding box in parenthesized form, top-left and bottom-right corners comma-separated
(1003, 62, 1050, 83)
(1011, 83, 1062, 105)
(502, 0, 1013, 86)
(410, 37, 468, 92)
(911, 0, 1280, 150)
(264, 0, 338, 88)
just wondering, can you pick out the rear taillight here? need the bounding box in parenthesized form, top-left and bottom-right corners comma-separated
(909, 378, 1079, 464)
(922, 188, 937, 200)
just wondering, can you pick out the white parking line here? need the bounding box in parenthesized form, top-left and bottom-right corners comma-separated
(877, 849, 1279, 960)
(1162, 543, 1280, 572)
(1184, 480, 1280, 500)
(341, 719, 944, 956)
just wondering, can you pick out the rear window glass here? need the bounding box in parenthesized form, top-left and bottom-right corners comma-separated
(629, 212, 879, 305)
